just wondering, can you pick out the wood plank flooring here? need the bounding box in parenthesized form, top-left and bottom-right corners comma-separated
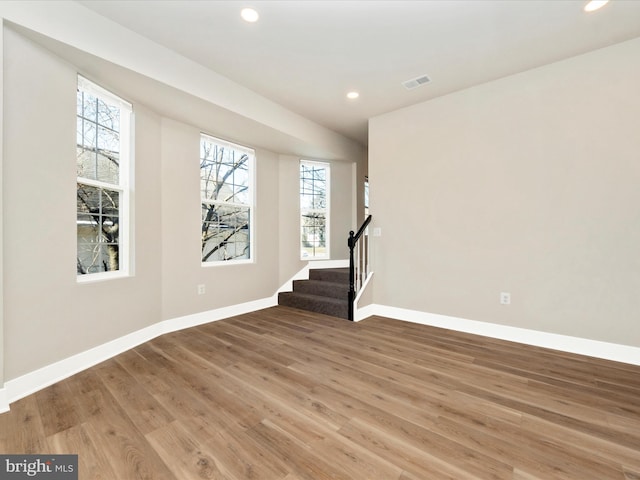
(1, 306, 639, 479)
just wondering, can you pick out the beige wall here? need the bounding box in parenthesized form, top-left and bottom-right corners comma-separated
(1, 25, 362, 384)
(0, 23, 4, 388)
(330, 159, 356, 261)
(278, 155, 307, 285)
(277, 154, 358, 286)
(369, 37, 640, 347)
(160, 119, 282, 320)
(3, 28, 163, 379)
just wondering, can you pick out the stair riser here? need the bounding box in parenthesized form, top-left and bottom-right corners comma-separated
(309, 268, 350, 284)
(278, 292, 349, 319)
(293, 280, 348, 300)
(278, 268, 350, 320)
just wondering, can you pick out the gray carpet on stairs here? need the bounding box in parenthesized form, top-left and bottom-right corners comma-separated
(277, 268, 350, 319)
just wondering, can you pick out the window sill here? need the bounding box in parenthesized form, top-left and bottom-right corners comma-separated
(201, 259, 254, 268)
(77, 271, 131, 284)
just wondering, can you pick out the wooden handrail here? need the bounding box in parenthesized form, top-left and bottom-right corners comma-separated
(348, 214, 372, 249)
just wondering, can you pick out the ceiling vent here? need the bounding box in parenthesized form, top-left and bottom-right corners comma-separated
(402, 74, 431, 90)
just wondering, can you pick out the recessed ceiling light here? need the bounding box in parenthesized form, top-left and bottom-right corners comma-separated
(584, 0, 609, 12)
(241, 8, 259, 23)
(346, 91, 360, 100)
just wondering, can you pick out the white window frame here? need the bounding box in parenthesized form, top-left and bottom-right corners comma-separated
(300, 160, 330, 260)
(77, 75, 133, 282)
(200, 134, 255, 266)
(364, 176, 370, 219)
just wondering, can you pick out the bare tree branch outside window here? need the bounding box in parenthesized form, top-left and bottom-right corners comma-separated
(76, 78, 130, 276)
(200, 136, 254, 262)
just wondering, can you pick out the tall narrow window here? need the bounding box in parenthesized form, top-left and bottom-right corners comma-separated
(76, 76, 132, 278)
(364, 176, 369, 219)
(300, 160, 330, 259)
(200, 134, 255, 263)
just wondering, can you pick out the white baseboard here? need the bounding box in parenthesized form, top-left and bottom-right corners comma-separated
(355, 303, 375, 322)
(6, 297, 633, 414)
(353, 271, 374, 320)
(363, 304, 640, 367)
(161, 297, 276, 335)
(0, 296, 276, 413)
(0, 388, 8, 414)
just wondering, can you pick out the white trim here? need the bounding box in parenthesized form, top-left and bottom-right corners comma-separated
(76, 75, 133, 279)
(126, 111, 136, 277)
(5, 323, 161, 407)
(353, 271, 375, 322)
(201, 258, 254, 268)
(0, 15, 5, 415)
(0, 296, 276, 413)
(164, 297, 275, 333)
(3, 296, 636, 414)
(0, 389, 8, 414)
(355, 303, 375, 322)
(361, 304, 640, 367)
(76, 269, 129, 284)
(354, 270, 374, 305)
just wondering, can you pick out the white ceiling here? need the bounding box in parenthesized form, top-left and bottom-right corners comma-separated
(76, 0, 640, 146)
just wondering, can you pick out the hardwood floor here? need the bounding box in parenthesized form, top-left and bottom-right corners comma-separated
(1, 306, 639, 479)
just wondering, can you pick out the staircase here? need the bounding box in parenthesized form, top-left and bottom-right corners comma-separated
(278, 268, 350, 319)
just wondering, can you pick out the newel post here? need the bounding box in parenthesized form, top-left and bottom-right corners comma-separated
(348, 230, 356, 321)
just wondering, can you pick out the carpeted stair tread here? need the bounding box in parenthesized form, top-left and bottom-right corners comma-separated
(292, 279, 348, 300)
(309, 267, 350, 284)
(278, 291, 349, 320)
(278, 267, 351, 320)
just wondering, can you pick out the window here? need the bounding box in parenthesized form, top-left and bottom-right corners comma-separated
(364, 176, 369, 219)
(200, 134, 254, 263)
(76, 76, 132, 278)
(300, 160, 330, 259)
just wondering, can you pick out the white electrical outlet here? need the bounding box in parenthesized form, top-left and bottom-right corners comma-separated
(197, 284, 206, 295)
(500, 292, 511, 305)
